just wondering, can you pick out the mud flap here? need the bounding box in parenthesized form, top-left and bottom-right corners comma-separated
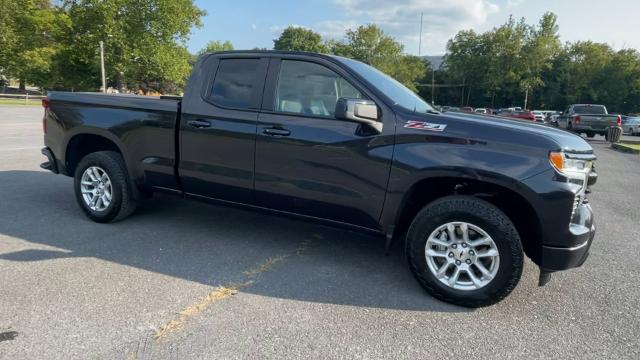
(539, 269, 553, 286)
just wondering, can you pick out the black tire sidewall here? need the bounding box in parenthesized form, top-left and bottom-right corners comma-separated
(73, 152, 126, 223)
(407, 196, 523, 307)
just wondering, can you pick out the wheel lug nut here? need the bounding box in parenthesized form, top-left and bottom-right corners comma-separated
(451, 244, 457, 249)
(469, 250, 475, 255)
(462, 243, 467, 248)
(448, 252, 454, 257)
(466, 259, 472, 264)
(455, 260, 461, 265)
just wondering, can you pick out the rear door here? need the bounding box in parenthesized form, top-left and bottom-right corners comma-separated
(254, 56, 395, 229)
(179, 55, 268, 203)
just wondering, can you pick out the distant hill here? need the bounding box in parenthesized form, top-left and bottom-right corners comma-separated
(421, 55, 445, 69)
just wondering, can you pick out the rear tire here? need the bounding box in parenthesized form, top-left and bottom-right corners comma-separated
(586, 132, 595, 138)
(406, 196, 523, 307)
(74, 151, 137, 223)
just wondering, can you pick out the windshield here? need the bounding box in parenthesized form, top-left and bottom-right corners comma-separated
(336, 56, 435, 113)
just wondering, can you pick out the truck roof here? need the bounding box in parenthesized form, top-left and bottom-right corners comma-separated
(201, 50, 339, 60)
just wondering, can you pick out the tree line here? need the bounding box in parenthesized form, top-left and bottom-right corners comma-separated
(437, 12, 640, 113)
(1, 1, 639, 113)
(0, 0, 204, 94)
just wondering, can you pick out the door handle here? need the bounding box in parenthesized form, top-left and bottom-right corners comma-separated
(263, 127, 291, 137)
(187, 119, 211, 129)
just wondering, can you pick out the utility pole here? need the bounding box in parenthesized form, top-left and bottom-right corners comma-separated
(418, 12, 423, 56)
(431, 67, 435, 104)
(100, 41, 106, 93)
(524, 87, 529, 110)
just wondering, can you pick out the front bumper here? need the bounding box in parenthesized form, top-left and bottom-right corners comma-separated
(540, 202, 596, 271)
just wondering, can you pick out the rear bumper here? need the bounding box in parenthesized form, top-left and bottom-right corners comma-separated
(40, 147, 59, 174)
(573, 124, 613, 133)
(540, 203, 595, 271)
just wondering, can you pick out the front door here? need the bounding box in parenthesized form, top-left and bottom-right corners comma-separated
(254, 58, 394, 229)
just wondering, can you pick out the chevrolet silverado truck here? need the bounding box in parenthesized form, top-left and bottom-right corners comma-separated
(40, 51, 597, 307)
(558, 104, 621, 138)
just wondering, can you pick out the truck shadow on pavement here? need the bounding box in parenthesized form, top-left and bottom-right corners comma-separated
(0, 170, 469, 313)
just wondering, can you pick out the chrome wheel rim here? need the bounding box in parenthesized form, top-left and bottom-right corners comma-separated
(425, 222, 500, 291)
(80, 166, 112, 212)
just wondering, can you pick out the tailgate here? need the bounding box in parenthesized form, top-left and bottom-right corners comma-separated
(580, 115, 618, 130)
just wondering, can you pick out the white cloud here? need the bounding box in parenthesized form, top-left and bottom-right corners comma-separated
(332, 0, 500, 54)
(506, 0, 525, 9)
(315, 20, 361, 38)
(335, 0, 499, 25)
(251, 24, 257, 30)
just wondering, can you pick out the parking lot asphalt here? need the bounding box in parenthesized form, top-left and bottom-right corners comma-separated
(0, 106, 638, 359)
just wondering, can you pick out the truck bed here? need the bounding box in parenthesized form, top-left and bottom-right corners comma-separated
(45, 91, 182, 191)
(47, 92, 180, 113)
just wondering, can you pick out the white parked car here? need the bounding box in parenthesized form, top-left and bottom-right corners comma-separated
(625, 118, 640, 135)
(474, 108, 488, 114)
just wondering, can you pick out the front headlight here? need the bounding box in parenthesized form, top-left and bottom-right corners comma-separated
(549, 151, 592, 181)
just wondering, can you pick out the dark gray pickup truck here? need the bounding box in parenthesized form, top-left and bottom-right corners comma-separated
(558, 104, 621, 138)
(40, 51, 597, 307)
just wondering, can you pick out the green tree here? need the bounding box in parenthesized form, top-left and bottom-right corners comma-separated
(443, 13, 562, 109)
(273, 26, 327, 53)
(332, 24, 427, 91)
(519, 12, 561, 109)
(444, 29, 488, 106)
(0, 0, 68, 91)
(332, 25, 402, 66)
(198, 40, 234, 55)
(60, 0, 205, 93)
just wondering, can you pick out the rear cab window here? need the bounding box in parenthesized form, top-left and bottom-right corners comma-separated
(573, 105, 607, 115)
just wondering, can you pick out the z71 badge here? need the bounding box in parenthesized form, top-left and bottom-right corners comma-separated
(404, 121, 447, 132)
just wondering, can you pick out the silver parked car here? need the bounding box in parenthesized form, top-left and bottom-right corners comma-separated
(625, 117, 640, 135)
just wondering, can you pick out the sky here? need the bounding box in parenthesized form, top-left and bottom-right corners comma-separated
(188, 0, 640, 56)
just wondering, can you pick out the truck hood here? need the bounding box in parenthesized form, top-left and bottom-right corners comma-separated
(446, 113, 594, 153)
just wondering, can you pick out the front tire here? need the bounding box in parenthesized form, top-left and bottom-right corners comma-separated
(74, 151, 136, 223)
(406, 196, 523, 307)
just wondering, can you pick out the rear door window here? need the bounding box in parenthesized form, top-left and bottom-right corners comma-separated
(209, 58, 266, 110)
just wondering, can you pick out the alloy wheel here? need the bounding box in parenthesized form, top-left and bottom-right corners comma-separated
(425, 222, 500, 291)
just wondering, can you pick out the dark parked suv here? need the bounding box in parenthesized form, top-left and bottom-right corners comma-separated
(40, 51, 597, 307)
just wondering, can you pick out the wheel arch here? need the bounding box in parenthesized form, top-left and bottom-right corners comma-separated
(391, 175, 543, 264)
(64, 132, 125, 177)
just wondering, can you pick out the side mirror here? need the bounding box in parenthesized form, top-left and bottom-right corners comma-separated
(335, 98, 382, 133)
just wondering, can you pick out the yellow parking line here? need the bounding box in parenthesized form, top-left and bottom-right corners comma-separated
(154, 237, 314, 340)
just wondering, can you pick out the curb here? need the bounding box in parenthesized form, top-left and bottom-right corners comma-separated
(611, 143, 640, 154)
